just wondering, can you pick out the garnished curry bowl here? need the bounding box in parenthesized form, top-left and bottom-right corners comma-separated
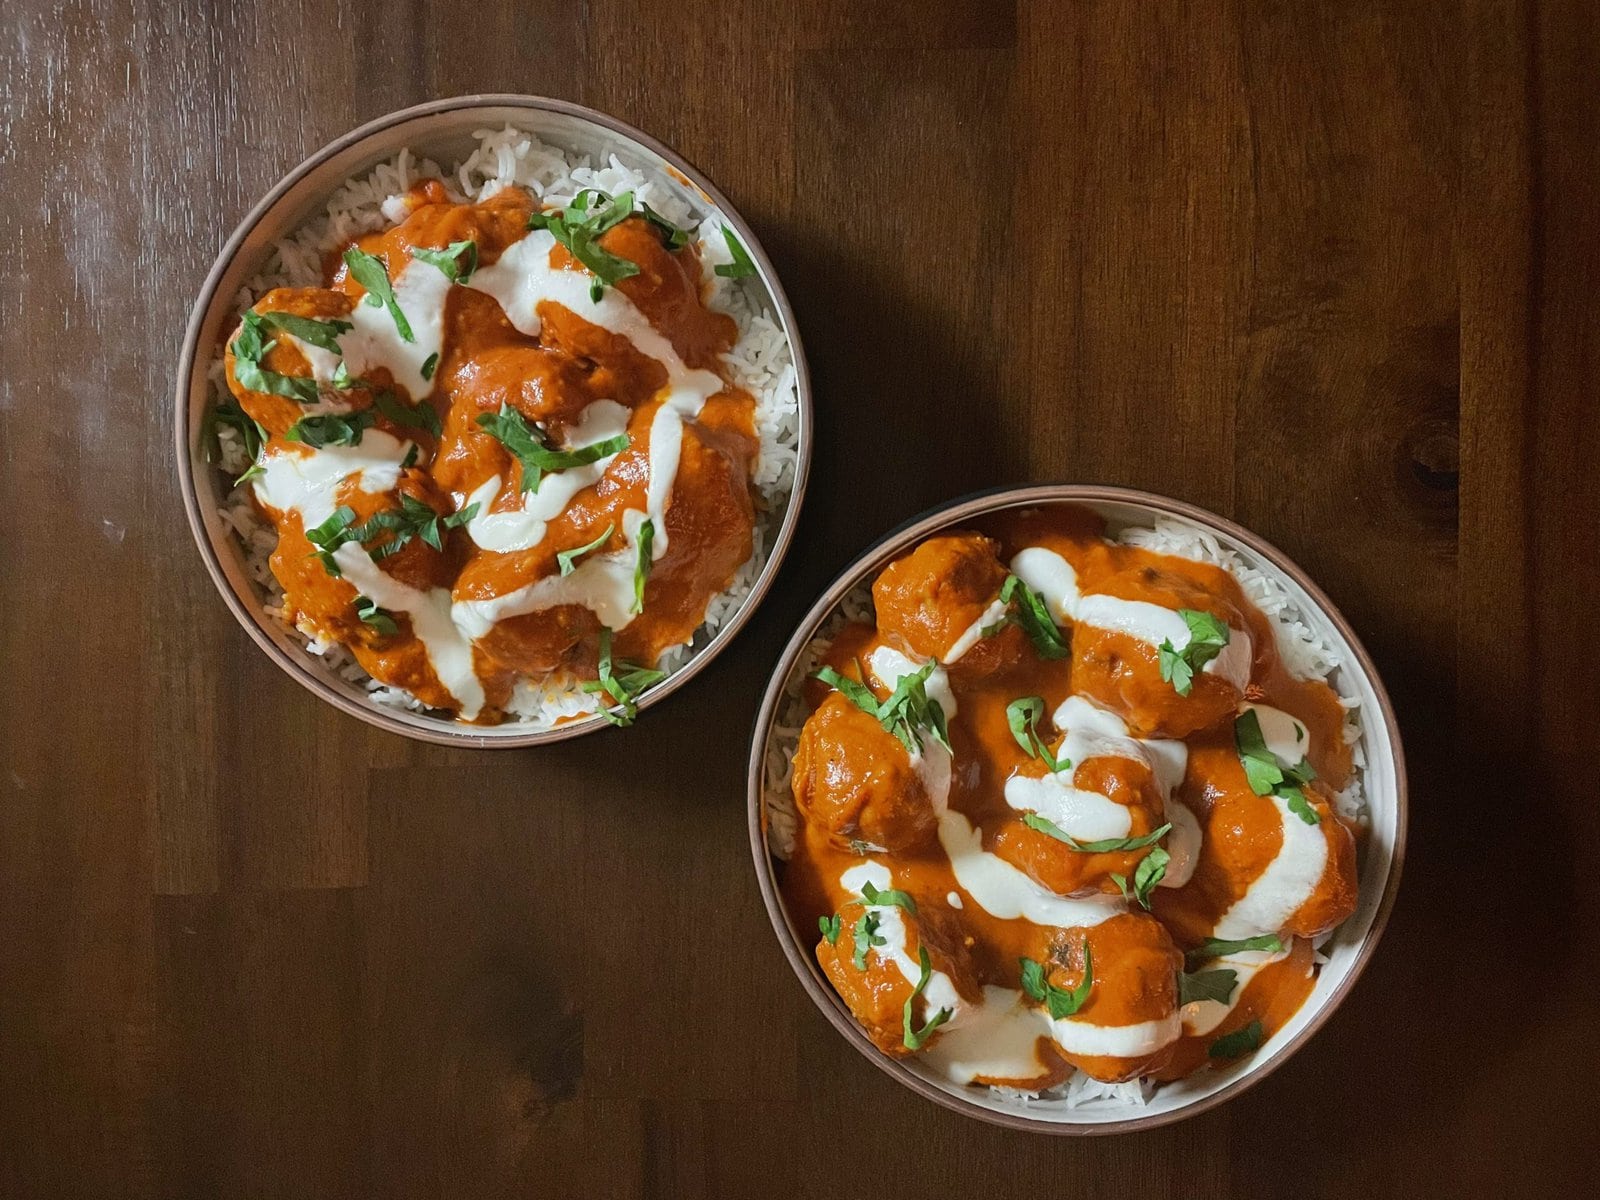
(747, 486, 1404, 1133)
(177, 96, 810, 746)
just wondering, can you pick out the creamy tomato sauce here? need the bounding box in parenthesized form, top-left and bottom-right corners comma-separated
(221, 181, 758, 723)
(780, 506, 1361, 1089)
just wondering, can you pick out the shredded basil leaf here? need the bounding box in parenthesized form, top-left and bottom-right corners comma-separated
(1158, 608, 1231, 697)
(371, 391, 441, 436)
(632, 518, 654, 615)
(230, 311, 319, 403)
(999, 574, 1068, 660)
(860, 881, 917, 914)
(1179, 968, 1239, 1006)
(874, 662, 952, 755)
(1234, 709, 1322, 819)
(1005, 696, 1070, 772)
(1209, 1019, 1264, 1060)
(205, 398, 270, 485)
(580, 626, 665, 726)
(410, 239, 478, 284)
(639, 201, 690, 248)
(285, 409, 374, 448)
(420, 352, 439, 381)
(1019, 944, 1094, 1020)
(304, 505, 358, 577)
(713, 225, 758, 278)
(819, 914, 842, 945)
(342, 248, 414, 342)
(475, 403, 628, 494)
(1130, 846, 1169, 909)
(1186, 934, 1284, 967)
(257, 310, 351, 353)
(528, 189, 642, 301)
(556, 523, 615, 576)
(1021, 813, 1172, 855)
(353, 595, 398, 636)
(851, 910, 885, 971)
(902, 946, 953, 1050)
(813, 665, 880, 715)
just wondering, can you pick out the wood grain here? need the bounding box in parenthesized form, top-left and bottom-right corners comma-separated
(2, 0, 1596, 1195)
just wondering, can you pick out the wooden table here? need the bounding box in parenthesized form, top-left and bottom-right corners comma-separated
(3, 1, 1594, 1195)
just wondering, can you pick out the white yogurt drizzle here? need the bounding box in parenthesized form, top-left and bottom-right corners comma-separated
(1212, 703, 1329, 938)
(1010, 547, 1253, 689)
(942, 596, 1009, 664)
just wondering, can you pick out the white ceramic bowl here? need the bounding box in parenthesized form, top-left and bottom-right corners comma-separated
(176, 96, 811, 747)
(747, 485, 1406, 1134)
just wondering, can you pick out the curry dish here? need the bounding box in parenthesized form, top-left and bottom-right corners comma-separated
(779, 506, 1361, 1091)
(216, 180, 764, 724)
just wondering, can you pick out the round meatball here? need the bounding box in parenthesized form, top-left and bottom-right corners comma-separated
(1154, 741, 1359, 945)
(990, 754, 1169, 897)
(792, 692, 938, 852)
(872, 533, 1009, 664)
(1022, 913, 1183, 1082)
(1069, 564, 1252, 739)
(816, 896, 979, 1057)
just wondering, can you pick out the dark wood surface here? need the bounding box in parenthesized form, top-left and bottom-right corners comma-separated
(2, 1, 1596, 1196)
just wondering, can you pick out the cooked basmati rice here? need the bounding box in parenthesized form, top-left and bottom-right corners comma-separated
(757, 512, 1372, 1112)
(210, 126, 800, 726)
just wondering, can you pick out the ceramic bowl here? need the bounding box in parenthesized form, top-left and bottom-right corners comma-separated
(747, 484, 1405, 1134)
(176, 95, 811, 747)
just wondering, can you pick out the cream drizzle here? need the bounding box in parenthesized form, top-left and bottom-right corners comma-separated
(1010, 547, 1253, 690)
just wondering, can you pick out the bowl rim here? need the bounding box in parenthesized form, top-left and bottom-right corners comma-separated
(744, 483, 1409, 1135)
(175, 93, 813, 748)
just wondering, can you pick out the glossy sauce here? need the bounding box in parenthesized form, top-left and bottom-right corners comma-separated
(780, 507, 1361, 1089)
(223, 181, 759, 722)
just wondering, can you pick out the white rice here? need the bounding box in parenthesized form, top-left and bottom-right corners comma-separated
(758, 515, 1372, 1111)
(210, 127, 800, 725)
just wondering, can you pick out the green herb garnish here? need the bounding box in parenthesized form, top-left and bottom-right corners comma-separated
(304, 505, 358, 577)
(342, 248, 414, 342)
(284, 409, 375, 448)
(1185, 935, 1284, 967)
(1178, 968, 1238, 1006)
(819, 914, 842, 945)
(581, 626, 665, 727)
(1129, 846, 1169, 909)
(1005, 696, 1070, 772)
(1019, 944, 1094, 1019)
(204, 397, 270, 485)
(1021, 814, 1172, 855)
(353, 595, 398, 636)
(813, 665, 880, 713)
(528, 189, 642, 302)
(639, 201, 690, 249)
(258, 310, 352, 352)
(371, 390, 442, 437)
(852, 910, 885, 971)
(1209, 1019, 1264, 1060)
(812, 661, 949, 757)
(631, 518, 654, 614)
(475, 403, 628, 494)
(346, 493, 477, 559)
(860, 881, 917, 913)
(556, 524, 615, 576)
(902, 946, 953, 1050)
(713, 225, 757, 279)
(1234, 709, 1320, 822)
(999, 574, 1068, 660)
(1158, 609, 1231, 697)
(420, 352, 439, 382)
(411, 239, 478, 283)
(230, 310, 319, 403)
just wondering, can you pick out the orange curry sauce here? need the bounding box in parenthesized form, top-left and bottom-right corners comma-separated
(778, 506, 1360, 1090)
(221, 181, 759, 723)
